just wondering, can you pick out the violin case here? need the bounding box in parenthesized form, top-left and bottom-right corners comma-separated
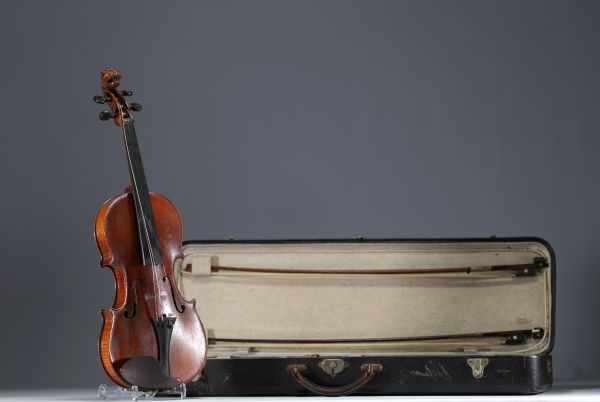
(175, 237, 554, 396)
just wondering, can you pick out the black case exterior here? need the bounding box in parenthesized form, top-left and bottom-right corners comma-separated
(183, 237, 555, 396)
(189, 355, 552, 396)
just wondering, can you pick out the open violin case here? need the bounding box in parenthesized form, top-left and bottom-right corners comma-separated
(176, 237, 554, 396)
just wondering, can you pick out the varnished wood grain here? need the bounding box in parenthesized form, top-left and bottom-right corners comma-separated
(94, 192, 207, 388)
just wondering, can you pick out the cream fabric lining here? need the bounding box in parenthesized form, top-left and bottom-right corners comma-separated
(177, 241, 552, 358)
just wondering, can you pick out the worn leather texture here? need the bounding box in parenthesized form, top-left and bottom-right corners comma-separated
(187, 355, 552, 396)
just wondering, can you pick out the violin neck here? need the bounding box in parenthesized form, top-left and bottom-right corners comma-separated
(121, 118, 163, 266)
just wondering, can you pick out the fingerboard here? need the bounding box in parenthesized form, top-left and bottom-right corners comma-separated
(121, 118, 163, 266)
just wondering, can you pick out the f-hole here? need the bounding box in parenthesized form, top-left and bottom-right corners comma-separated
(124, 280, 140, 319)
(164, 276, 185, 313)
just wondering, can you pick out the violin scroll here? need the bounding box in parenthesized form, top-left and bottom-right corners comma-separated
(93, 67, 141, 126)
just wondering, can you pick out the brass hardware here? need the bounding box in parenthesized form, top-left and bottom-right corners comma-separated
(467, 358, 489, 378)
(318, 359, 349, 377)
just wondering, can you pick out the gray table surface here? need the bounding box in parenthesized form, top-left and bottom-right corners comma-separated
(0, 385, 599, 402)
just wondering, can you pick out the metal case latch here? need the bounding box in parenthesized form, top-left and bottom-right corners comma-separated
(467, 358, 489, 378)
(319, 359, 349, 377)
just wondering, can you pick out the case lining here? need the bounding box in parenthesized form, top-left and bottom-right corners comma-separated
(177, 241, 552, 358)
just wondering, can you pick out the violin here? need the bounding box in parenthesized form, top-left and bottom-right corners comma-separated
(93, 67, 206, 390)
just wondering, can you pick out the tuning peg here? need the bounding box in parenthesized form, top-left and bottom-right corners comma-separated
(93, 95, 111, 104)
(120, 90, 133, 97)
(129, 103, 142, 112)
(99, 110, 117, 121)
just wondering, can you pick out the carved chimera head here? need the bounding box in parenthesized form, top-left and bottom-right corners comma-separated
(100, 67, 121, 91)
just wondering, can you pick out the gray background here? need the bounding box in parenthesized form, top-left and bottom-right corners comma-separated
(0, 0, 598, 389)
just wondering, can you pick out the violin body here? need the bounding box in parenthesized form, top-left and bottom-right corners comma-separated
(92, 67, 206, 390)
(95, 192, 206, 388)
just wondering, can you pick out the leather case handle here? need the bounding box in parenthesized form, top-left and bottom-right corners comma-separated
(286, 363, 383, 396)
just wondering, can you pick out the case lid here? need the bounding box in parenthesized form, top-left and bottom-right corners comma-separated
(177, 239, 554, 358)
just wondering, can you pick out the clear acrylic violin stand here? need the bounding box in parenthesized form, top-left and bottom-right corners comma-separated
(98, 383, 186, 401)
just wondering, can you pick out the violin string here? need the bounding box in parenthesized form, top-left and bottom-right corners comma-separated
(140, 197, 160, 318)
(120, 107, 162, 319)
(124, 120, 160, 318)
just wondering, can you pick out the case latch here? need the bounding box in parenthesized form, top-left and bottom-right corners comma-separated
(318, 359, 349, 377)
(467, 358, 488, 378)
